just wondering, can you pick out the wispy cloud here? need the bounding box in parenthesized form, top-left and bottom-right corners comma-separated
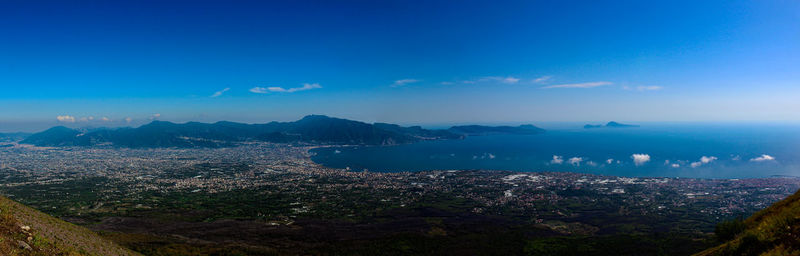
(622, 85, 664, 91)
(484, 76, 520, 84)
(273, 83, 322, 92)
(750, 154, 776, 162)
(250, 83, 322, 93)
(636, 86, 663, 91)
(57, 115, 76, 123)
(459, 76, 521, 85)
(250, 87, 268, 94)
(211, 87, 230, 98)
(502, 77, 520, 84)
(532, 76, 552, 84)
(542, 81, 612, 89)
(391, 79, 420, 87)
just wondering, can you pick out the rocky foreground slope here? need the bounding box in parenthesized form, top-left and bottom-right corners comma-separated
(696, 189, 800, 255)
(0, 196, 137, 256)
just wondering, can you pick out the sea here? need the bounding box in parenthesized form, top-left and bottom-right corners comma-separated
(309, 123, 800, 179)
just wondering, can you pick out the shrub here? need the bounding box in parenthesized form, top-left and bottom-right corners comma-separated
(715, 217, 746, 241)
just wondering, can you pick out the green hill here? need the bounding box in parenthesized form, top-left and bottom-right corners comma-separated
(0, 196, 138, 256)
(696, 189, 800, 256)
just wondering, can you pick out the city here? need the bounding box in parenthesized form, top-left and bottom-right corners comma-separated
(1, 142, 798, 254)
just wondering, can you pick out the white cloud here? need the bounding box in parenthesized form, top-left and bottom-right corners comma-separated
(671, 163, 680, 168)
(211, 87, 230, 97)
(551, 155, 564, 164)
(101, 117, 111, 122)
(606, 158, 614, 164)
(250, 83, 322, 93)
(149, 113, 162, 120)
(461, 76, 520, 84)
(750, 154, 776, 162)
(636, 86, 662, 91)
(250, 87, 268, 94)
(78, 116, 96, 122)
(57, 115, 76, 123)
(474, 153, 496, 159)
(568, 157, 583, 166)
(483, 76, 520, 84)
(631, 154, 651, 166)
(125, 117, 133, 123)
(392, 79, 420, 87)
(532, 76, 552, 84)
(267, 86, 288, 92)
(586, 161, 598, 167)
(732, 155, 741, 161)
(271, 83, 321, 93)
(690, 156, 718, 168)
(502, 77, 520, 84)
(440, 81, 454, 85)
(700, 156, 717, 164)
(542, 81, 612, 89)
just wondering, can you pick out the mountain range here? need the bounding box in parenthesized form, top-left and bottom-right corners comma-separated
(19, 115, 545, 148)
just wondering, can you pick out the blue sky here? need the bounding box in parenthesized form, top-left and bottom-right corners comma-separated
(1, 0, 799, 131)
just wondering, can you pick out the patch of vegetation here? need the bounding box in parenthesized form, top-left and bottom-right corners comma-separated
(100, 232, 276, 256)
(714, 217, 745, 241)
(697, 189, 800, 256)
(524, 234, 711, 256)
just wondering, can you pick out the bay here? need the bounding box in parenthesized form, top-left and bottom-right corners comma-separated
(310, 123, 800, 178)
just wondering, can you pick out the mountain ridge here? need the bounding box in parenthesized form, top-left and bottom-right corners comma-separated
(20, 115, 545, 148)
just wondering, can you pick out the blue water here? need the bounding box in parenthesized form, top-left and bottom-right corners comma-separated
(310, 124, 800, 178)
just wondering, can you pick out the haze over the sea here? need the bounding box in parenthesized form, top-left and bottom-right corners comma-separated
(312, 123, 800, 179)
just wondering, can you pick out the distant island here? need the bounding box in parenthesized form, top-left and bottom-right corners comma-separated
(19, 115, 545, 148)
(447, 124, 545, 136)
(584, 121, 640, 129)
